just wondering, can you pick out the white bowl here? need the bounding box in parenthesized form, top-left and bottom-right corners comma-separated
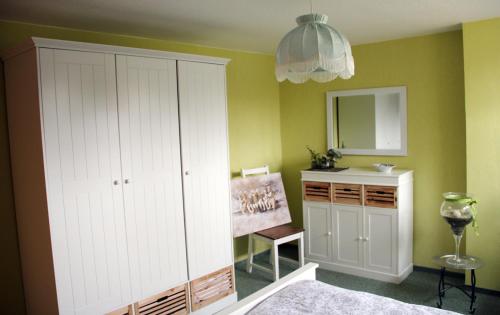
(373, 163, 395, 173)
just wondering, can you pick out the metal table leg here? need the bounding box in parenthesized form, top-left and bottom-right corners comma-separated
(469, 269, 476, 314)
(436, 267, 478, 313)
(437, 267, 445, 308)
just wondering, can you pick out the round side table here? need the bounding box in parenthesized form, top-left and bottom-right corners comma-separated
(432, 255, 483, 314)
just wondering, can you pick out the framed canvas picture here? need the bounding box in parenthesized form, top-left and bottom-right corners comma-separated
(231, 173, 291, 237)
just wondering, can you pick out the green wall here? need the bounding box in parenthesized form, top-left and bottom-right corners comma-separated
(279, 31, 467, 270)
(463, 18, 500, 291)
(0, 20, 282, 314)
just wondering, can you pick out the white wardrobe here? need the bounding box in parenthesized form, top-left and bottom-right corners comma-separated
(3, 38, 235, 315)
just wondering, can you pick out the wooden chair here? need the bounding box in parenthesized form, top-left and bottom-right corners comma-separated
(242, 166, 304, 281)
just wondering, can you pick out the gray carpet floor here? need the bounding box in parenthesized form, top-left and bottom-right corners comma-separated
(234, 245, 500, 315)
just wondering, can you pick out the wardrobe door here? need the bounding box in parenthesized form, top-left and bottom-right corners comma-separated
(177, 61, 233, 279)
(116, 55, 188, 300)
(39, 48, 131, 314)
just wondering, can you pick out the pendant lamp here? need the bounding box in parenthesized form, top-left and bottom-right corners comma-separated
(275, 13, 355, 83)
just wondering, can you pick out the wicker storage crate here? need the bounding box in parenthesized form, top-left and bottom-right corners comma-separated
(364, 185, 397, 208)
(106, 305, 134, 315)
(332, 183, 362, 205)
(303, 181, 331, 202)
(134, 284, 189, 315)
(190, 266, 234, 311)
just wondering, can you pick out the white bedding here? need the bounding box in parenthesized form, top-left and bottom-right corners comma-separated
(246, 280, 459, 315)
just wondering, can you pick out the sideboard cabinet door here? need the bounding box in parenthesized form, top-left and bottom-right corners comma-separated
(40, 48, 131, 314)
(363, 207, 397, 274)
(303, 201, 332, 262)
(177, 61, 233, 279)
(116, 55, 188, 300)
(332, 204, 363, 268)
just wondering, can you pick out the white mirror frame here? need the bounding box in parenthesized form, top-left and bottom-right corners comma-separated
(326, 86, 407, 156)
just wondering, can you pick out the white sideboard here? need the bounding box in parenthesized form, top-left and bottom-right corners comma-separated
(302, 168, 413, 283)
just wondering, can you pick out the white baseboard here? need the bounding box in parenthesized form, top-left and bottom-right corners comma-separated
(306, 258, 413, 284)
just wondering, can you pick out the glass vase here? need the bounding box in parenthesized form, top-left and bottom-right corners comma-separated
(440, 192, 474, 266)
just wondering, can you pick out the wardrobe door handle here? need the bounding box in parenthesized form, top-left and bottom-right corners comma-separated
(326, 232, 332, 236)
(184, 170, 190, 176)
(113, 180, 120, 185)
(124, 179, 130, 184)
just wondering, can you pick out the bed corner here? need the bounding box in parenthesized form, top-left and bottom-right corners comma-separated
(217, 263, 319, 315)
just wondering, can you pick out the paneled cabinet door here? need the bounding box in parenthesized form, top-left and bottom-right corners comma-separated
(177, 61, 233, 279)
(116, 55, 188, 300)
(363, 207, 397, 273)
(303, 202, 332, 261)
(332, 205, 363, 268)
(39, 49, 131, 314)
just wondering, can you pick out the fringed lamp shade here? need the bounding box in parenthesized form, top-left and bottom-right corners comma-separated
(275, 13, 355, 83)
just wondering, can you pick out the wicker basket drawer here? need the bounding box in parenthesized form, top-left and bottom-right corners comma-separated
(364, 185, 397, 208)
(332, 183, 362, 205)
(303, 181, 332, 202)
(134, 284, 189, 315)
(190, 266, 234, 311)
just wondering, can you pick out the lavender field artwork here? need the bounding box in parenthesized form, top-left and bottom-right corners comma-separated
(231, 173, 291, 237)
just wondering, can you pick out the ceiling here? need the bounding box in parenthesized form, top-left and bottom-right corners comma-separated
(1, 0, 500, 54)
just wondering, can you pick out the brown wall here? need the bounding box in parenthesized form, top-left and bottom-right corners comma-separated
(0, 60, 26, 314)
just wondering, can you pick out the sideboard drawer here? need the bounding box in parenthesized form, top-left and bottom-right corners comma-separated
(364, 185, 397, 208)
(303, 181, 332, 202)
(332, 183, 362, 205)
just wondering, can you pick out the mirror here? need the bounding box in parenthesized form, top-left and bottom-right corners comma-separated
(327, 86, 407, 156)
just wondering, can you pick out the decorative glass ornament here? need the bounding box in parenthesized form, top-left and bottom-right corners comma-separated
(440, 192, 478, 266)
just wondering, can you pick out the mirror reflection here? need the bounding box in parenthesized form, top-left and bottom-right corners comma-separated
(327, 87, 407, 156)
